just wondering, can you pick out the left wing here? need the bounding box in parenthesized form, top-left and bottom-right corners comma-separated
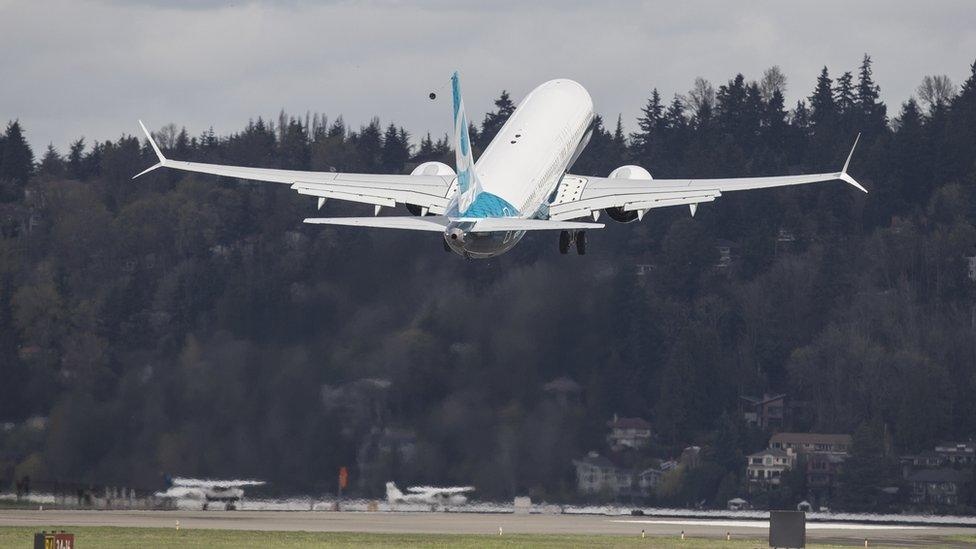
(549, 135, 866, 221)
(171, 478, 265, 488)
(134, 121, 456, 215)
(407, 486, 475, 494)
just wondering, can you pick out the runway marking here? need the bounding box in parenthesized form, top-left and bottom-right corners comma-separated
(610, 519, 930, 530)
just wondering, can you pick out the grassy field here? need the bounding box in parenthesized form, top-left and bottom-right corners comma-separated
(0, 526, 927, 548)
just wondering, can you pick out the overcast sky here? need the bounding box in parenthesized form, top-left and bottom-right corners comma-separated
(2, 0, 975, 153)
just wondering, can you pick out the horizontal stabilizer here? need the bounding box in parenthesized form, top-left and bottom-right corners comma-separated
(303, 216, 451, 232)
(471, 218, 604, 231)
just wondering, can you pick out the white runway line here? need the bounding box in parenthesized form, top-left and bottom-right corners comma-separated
(610, 519, 931, 530)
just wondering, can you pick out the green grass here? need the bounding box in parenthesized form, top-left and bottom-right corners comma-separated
(0, 526, 929, 548)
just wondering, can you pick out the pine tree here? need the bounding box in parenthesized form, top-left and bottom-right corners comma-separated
(478, 90, 515, 148)
(380, 123, 410, 173)
(67, 138, 85, 179)
(632, 89, 665, 156)
(809, 67, 837, 133)
(356, 118, 383, 170)
(856, 54, 887, 134)
(834, 71, 856, 117)
(38, 144, 64, 177)
(1, 121, 34, 183)
(0, 121, 34, 202)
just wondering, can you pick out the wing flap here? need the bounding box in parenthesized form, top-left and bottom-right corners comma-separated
(471, 218, 604, 231)
(303, 216, 451, 232)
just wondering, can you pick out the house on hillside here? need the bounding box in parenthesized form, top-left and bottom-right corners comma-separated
(606, 416, 652, 450)
(572, 452, 633, 496)
(934, 441, 975, 465)
(907, 469, 974, 506)
(746, 448, 796, 488)
(542, 377, 581, 407)
(740, 393, 787, 431)
(769, 433, 851, 456)
(572, 452, 662, 498)
(806, 453, 846, 489)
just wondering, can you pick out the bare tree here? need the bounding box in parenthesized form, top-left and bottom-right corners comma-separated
(759, 66, 788, 102)
(684, 77, 715, 121)
(917, 75, 957, 112)
(154, 123, 178, 149)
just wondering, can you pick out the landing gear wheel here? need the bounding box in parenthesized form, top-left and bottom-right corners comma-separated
(559, 231, 570, 254)
(202, 502, 208, 511)
(576, 231, 587, 255)
(226, 502, 236, 511)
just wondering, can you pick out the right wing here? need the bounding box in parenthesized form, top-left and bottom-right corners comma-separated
(549, 135, 866, 221)
(135, 121, 456, 215)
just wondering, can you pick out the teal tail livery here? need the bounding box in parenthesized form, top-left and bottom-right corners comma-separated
(134, 71, 865, 259)
(451, 72, 483, 215)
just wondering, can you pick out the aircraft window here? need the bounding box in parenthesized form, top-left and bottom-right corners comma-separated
(515, 134, 522, 138)
(510, 140, 516, 144)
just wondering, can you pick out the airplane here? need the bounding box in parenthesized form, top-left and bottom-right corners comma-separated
(154, 477, 265, 510)
(385, 481, 474, 508)
(135, 72, 867, 259)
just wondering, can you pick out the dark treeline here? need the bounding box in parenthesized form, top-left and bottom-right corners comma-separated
(2, 55, 976, 510)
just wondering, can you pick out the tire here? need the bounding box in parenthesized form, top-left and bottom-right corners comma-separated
(559, 231, 570, 254)
(576, 231, 587, 255)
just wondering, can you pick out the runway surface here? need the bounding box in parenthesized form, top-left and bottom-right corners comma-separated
(1, 510, 974, 546)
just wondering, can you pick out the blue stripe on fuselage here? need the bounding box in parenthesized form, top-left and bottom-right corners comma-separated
(459, 192, 518, 218)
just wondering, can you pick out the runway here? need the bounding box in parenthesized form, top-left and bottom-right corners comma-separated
(1, 510, 975, 546)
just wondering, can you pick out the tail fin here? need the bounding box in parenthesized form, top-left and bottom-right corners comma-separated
(451, 72, 482, 212)
(385, 481, 403, 502)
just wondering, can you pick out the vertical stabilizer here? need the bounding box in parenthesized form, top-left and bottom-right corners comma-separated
(385, 481, 403, 503)
(451, 72, 482, 213)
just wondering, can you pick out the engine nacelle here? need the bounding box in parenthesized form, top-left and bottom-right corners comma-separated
(604, 165, 653, 223)
(410, 161, 455, 177)
(407, 162, 456, 216)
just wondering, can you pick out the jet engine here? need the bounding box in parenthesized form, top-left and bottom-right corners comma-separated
(604, 165, 653, 223)
(407, 162, 455, 216)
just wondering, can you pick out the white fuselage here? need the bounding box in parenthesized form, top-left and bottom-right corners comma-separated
(445, 79, 594, 258)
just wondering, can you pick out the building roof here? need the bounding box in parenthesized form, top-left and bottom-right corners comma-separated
(740, 393, 786, 405)
(543, 376, 581, 393)
(907, 469, 974, 483)
(608, 417, 652, 430)
(769, 432, 852, 446)
(573, 453, 616, 470)
(748, 448, 791, 459)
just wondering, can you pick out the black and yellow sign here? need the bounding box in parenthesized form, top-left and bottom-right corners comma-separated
(33, 531, 74, 549)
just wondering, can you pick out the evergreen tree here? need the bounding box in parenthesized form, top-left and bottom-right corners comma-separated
(67, 138, 86, 179)
(478, 90, 515, 149)
(38, 144, 64, 177)
(856, 54, 887, 134)
(0, 121, 34, 198)
(380, 124, 410, 173)
(632, 88, 665, 161)
(809, 67, 837, 134)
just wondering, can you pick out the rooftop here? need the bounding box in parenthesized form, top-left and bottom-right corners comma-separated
(907, 469, 974, 483)
(608, 417, 652, 430)
(770, 432, 852, 446)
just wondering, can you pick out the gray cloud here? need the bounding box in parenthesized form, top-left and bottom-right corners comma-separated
(2, 0, 974, 153)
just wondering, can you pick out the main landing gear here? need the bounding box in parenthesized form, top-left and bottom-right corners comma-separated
(559, 230, 586, 255)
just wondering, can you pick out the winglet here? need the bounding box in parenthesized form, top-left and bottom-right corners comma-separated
(133, 120, 168, 179)
(840, 133, 867, 193)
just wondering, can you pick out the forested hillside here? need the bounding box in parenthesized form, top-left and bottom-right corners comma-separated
(2, 55, 976, 509)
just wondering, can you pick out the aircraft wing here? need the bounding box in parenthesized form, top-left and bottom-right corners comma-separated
(134, 121, 456, 215)
(549, 136, 866, 221)
(406, 486, 475, 494)
(171, 477, 265, 488)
